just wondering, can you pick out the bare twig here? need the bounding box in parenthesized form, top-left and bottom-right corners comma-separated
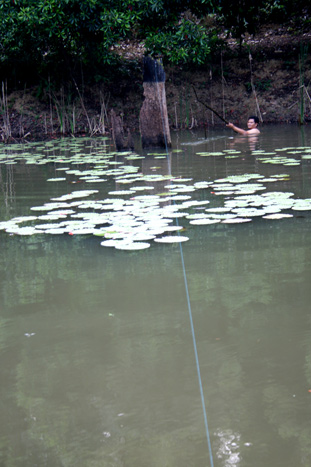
(72, 78, 95, 135)
(0, 81, 12, 142)
(98, 91, 110, 134)
(248, 51, 263, 123)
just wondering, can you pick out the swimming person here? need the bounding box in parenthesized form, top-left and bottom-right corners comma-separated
(227, 116, 260, 135)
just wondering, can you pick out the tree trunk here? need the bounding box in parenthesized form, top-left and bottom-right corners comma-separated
(139, 57, 171, 149)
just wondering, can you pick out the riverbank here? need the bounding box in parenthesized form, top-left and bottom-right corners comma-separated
(2, 25, 311, 143)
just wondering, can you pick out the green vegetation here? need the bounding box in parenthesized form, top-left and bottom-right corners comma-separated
(1, 0, 311, 85)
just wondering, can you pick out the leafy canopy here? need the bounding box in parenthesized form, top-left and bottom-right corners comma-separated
(0, 0, 310, 81)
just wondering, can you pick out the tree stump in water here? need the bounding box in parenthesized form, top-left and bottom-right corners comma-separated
(139, 57, 171, 149)
(110, 110, 124, 150)
(110, 110, 134, 151)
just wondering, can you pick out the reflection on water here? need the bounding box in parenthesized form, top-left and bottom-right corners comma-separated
(1, 126, 311, 466)
(227, 134, 259, 152)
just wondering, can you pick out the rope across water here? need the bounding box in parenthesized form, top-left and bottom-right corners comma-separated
(152, 59, 214, 467)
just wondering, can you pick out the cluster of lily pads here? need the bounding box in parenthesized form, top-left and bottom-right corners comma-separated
(1, 138, 311, 251)
(195, 146, 311, 167)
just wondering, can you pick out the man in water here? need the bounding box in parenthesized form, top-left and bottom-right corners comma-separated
(227, 116, 260, 135)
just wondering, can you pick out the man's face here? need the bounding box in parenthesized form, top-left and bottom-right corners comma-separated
(247, 118, 257, 129)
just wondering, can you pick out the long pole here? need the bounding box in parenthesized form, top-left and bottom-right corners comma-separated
(192, 84, 229, 124)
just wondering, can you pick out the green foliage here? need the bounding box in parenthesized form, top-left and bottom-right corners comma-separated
(0, 0, 311, 84)
(0, 0, 132, 80)
(0, 0, 218, 82)
(218, 0, 311, 44)
(145, 18, 212, 65)
(262, 0, 311, 26)
(217, 0, 267, 41)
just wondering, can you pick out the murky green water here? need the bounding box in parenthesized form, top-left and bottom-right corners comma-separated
(1, 125, 311, 466)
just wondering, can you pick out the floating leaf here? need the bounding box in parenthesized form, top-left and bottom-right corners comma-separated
(69, 228, 96, 235)
(232, 208, 267, 217)
(291, 201, 311, 210)
(186, 213, 209, 220)
(221, 218, 252, 223)
(262, 213, 294, 219)
(209, 213, 237, 220)
(154, 236, 189, 243)
(44, 228, 68, 234)
(114, 242, 151, 250)
(108, 190, 133, 195)
(206, 207, 232, 213)
(196, 151, 224, 156)
(47, 177, 66, 182)
(189, 219, 220, 225)
(10, 226, 41, 235)
(130, 186, 155, 191)
(11, 216, 38, 223)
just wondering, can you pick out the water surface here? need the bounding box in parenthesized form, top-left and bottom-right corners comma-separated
(1, 125, 311, 466)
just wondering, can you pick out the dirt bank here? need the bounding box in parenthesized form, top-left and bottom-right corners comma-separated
(2, 25, 311, 143)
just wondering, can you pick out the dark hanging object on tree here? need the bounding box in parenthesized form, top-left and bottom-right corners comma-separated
(143, 56, 165, 83)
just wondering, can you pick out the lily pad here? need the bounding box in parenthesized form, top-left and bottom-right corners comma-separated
(114, 241, 151, 250)
(221, 218, 252, 223)
(189, 219, 220, 225)
(68, 228, 96, 235)
(206, 207, 231, 213)
(262, 213, 294, 219)
(154, 236, 189, 243)
(11, 216, 38, 223)
(291, 201, 311, 210)
(108, 190, 133, 195)
(47, 177, 66, 182)
(9, 226, 41, 235)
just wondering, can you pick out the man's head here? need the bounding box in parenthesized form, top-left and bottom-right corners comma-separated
(247, 116, 259, 129)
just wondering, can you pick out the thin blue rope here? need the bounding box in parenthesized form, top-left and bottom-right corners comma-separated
(153, 59, 214, 467)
